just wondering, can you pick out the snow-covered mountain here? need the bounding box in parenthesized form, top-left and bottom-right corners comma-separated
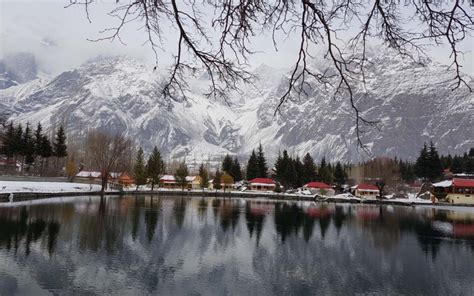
(1, 50, 473, 164)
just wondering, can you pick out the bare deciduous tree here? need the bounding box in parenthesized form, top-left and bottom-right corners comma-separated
(86, 130, 131, 192)
(69, 0, 474, 147)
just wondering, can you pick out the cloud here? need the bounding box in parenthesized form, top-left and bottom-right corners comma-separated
(0, 0, 472, 76)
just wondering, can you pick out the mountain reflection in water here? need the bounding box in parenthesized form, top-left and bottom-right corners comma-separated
(0, 195, 473, 295)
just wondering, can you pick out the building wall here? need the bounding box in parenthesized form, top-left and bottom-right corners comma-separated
(446, 193, 474, 204)
(355, 189, 378, 199)
(250, 185, 275, 191)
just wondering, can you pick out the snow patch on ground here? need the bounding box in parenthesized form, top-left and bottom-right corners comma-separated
(0, 181, 101, 193)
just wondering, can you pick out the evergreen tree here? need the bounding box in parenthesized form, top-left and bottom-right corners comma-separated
(230, 157, 243, 181)
(222, 154, 233, 174)
(333, 162, 347, 187)
(34, 122, 43, 157)
(52, 125, 67, 158)
(175, 162, 189, 191)
(13, 124, 23, 160)
(285, 158, 297, 188)
(427, 141, 442, 181)
(1, 122, 15, 158)
(319, 157, 333, 184)
(146, 146, 163, 191)
(198, 163, 209, 190)
(451, 156, 464, 173)
(133, 148, 147, 190)
(22, 123, 35, 166)
(256, 144, 268, 178)
(274, 151, 286, 185)
(40, 135, 52, 158)
(415, 143, 429, 179)
(464, 148, 474, 174)
(294, 156, 304, 187)
(302, 153, 317, 184)
(246, 150, 259, 180)
(213, 169, 222, 190)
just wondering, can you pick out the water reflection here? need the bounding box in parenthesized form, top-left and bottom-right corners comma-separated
(0, 207, 60, 256)
(0, 196, 473, 295)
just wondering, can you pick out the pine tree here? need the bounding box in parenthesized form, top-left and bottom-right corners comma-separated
(274, 151, 285, 184)
(22, 123, 35, 166)
(175, 162, 189, 191)
(213, 169, 222, 190)
(13, 124, 23, 160)
(133, 148, 147, 190)
(427, 141, 442, 181)
(415, 143, 429, 180)
(302, 153, 317, 184)
(1, 122, 15, 158)
(319, 157, 333, 184)
(294, 156, 304, 187)
(246, 150, 259, 180)
(451, 156, 463, 173)
(198, 163, 209, 190)
(146, 146, 163, 191)
(34, 122, 43, 157)
(333, 162, 347, 187)
(230, 157, 243, 181)
(256, 144, 268, 178)
(222, 154, 233, 174)
(40, 135, 52, 158)
(53, 125, 67, 158)
(285, 158, 297, 188)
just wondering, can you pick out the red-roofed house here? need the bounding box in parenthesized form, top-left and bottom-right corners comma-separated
(304, 182, 335, 196)
(159, 175, 179, 189)
(249, 178, 276, 191)
(433, 178, 474, 204)
(352, 184, 379, 199)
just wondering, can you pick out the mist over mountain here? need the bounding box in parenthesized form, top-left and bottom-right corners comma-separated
(0, 53, 38, 89)
(0, 50, 473, 164)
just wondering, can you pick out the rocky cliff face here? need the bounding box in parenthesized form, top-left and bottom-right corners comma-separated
(1, 50, 473, 163)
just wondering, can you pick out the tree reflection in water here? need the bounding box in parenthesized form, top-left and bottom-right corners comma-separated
(0, 206, 60, 256)
(173, 197, 187, 228)
(0, 196, 473, 295)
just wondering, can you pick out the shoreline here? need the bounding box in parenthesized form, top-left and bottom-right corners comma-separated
(1, 189, 473, 208)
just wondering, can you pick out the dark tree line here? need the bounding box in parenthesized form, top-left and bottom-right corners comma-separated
(440, 148, 474, 175)
(0, 121, 67, 174)
(133, 146, 165, 191)
(399, 143, 474, 183)
(222, 154, 243, 182)
(246, 144, 268, 180)
(274, 151, 348, 189)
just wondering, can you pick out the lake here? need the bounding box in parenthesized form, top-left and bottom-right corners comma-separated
(0, 195, 473, 295)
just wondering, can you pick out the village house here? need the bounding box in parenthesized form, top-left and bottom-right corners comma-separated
(186, 176, 203, 189)
(432, 178, 474, 204)
(352, 183, 380, 199)
(248, 178, 276, 191)
(159, 175, 179, 189)
(159, 175, 202, 189)
(118, 173, 134, 187)
(75, 171, 102, 181)
(304, 182, 334, 196)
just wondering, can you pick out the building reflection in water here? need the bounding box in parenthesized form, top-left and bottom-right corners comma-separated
(0, 195, 474, 294)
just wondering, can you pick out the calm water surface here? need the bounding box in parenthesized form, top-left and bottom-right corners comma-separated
(0, 195, 473, 295)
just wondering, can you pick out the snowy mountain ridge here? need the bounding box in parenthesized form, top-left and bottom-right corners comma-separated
(0, 50, 473, 164)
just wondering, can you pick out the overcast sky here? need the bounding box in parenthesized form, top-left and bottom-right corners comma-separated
(1, 0, 472, 76)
